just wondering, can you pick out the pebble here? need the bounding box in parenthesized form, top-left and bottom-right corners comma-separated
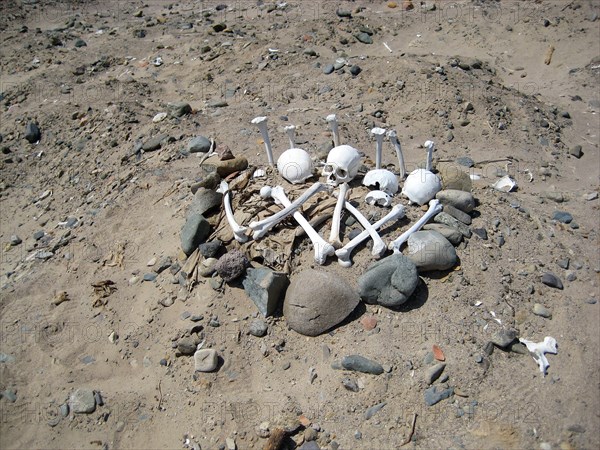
(59, 403, 69, 417)
(364, 402, 386, 420)
(472, 228, 488, 240)
(342, 377, 359, 392)
(25, 122, 41, 143)
(177, 337, 198, 355)
(545, 192, 565, 203)
(167, 101, 192, 117)
(425, 363, 446, 385)
(422, 224, 462, 245)
(349, 65, 362, 76)
(552, 211, 573, 223)
(180, 213, 211, 256)
(243, 268, 289, 316)
(2, 389, 17, 403)
(341, 355, 384, 375)
(360, 316, 378, 331)
(533, 303, 552, 318)
(198, 258, 218, 277)
(74, 38, 87, 47)
(191, 172, 220, 192)
(152, 112, 167, 123)
(214, 249, 249, 282)
(491, 328, 518, 348)
(566, 272, 577, 282)
(358, 254, 419, 307)
(194, 349, 218, 372)
(283, 269, 360, 336)
(198, 240, 221, 258)
(407, 231, 457, 272)
(248, 319, 268, 337)
(355, 32, 373, 44)
(188, 136, 212, 153)
(142, 134, 167, 152)
(455, 156, 474, 167)
(584, 192, 598, 201)
(69, 388, 96, 414)
(336, 9, 352, 18)
(569, 145, 583, 158)
(33, 230, 45, 240)
(323, 64, 334, 74)
(557, 258, 570, 270)
(424, 386, 454, 406)
(156, 257, 172, 273)
(436, 190, 475, 213)
(9, 235, 22, 246)
(143, 273, 157, 282)
(541, 272, 563, 289)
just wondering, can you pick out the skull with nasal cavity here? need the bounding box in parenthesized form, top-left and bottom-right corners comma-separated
(322, 145, 361, 186)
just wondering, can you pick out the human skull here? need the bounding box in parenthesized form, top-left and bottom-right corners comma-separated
(322, 145, 361, 186)
(363, 169, 399, 195)
(277, 148, 313, 184)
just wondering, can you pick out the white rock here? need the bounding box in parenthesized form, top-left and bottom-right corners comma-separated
(194, 349, 218, 372)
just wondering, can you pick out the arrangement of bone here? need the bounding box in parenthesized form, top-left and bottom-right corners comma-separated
(220, 115, 450, 267)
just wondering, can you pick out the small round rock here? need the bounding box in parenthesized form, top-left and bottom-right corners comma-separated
(248, 319, 268, 337)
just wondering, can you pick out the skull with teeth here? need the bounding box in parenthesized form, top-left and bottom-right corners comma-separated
(322, 145, 361, 186)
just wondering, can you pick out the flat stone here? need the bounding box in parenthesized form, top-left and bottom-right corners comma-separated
(180, 213, 211, 256)
(69, 388, 96, 414)
(341, 355, 384, 375)
(358, 254, 419, 307)
(422, 224, 462, 245)
(187, 188, 223, 218)
(188, 136, 212, 153)
(214, 249, 249, 282)
(425, 363, 446, 384)
(424, 386, 454, 406)
(533, 303, 552, 318)
(283, 269, 360, 336)
(194, 349, 218, 372)
(443, 204, 472, 225)
(435, 189, 475, 213)
(167, 101, 192, 117)
(407, 231, 457, 272)
(215, 156, 248, 177)
(541, 272, 563, 289)
(434, 212, 472, 238)
(552, 211, 573, 224)
(243, 268, 289, 316)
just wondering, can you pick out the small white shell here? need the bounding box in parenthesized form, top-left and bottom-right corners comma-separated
(401, 169, 442, 205)
(277, 148, 313, 184)
(365, 190, 392, 207)
(363, 169, 399, 195)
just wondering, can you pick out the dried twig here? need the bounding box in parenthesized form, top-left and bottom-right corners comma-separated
(401, 413, 417, 446)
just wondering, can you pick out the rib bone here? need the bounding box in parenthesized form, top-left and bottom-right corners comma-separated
(266, 186, 335, 265)
(217, 181, 249, 243)
(250, 182, 329, 240)
(336, 204, 406, 267)
(388, 199, 442, 253)
(328, 183, 348, 249)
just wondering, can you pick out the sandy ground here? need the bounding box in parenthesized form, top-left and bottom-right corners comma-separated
(0, 1, 599, 449)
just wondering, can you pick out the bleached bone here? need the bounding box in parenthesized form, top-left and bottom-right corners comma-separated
(519, 336, 558, 376)
(402, 168, 442, 205)
(363, 169, 399, 195)
(264, 186, 335, 265)
(250, 182, 329, 240)
(326, 114, 340, 147)
(424, 140, 435, 172)
(388, 130, 406, 179)
(216, 181, 249, 243)
(365, 190, 392, 207)
(336, 204, 406, 267)
(334, 192, 386, 257)
(251, 116, 274, 166)
(329, 182, 348, 249)
(322, 145, 361, 186)
(371, 127, 386, 170)
(284, 125, 296, 149)
(388, 199, 442, 253)
(277, 148, 313, 184)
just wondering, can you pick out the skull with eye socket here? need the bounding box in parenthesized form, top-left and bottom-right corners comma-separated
(321, 145, 361, 186)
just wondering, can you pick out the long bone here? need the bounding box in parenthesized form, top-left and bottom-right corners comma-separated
(263, 186, 335, 265)
(334, 192, 386, 257)
(336, 204, 406, 267)
(216, 181, 249, 243)
(328, 182, 349, 249)
(424, 140, 435, 172)
(284, 125, 296, 149)
(388, 130, 406, 179)
(371, 127, 386, 170)
(249, 182, 329, 240)
(388, 199, 442, 253)
(251, 116, 274, 166)
(326, 114, 340, 147)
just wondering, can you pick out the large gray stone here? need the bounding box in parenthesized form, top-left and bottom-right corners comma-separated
(69, 388, 96, 414)
(434, 212, 472, 238)
(407, 230, 457, 272)
(187, 188, 223, 218)
(242, 268, 289, 316)
(358, 254, 419, 307)
(180, 213, 211, 256)
(283, 269, 360, 336)
(422, 224, 462, 245)
(188, 136, 212, 153)
(443, 204, 472, 225)
(436, 189, 475, 213)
